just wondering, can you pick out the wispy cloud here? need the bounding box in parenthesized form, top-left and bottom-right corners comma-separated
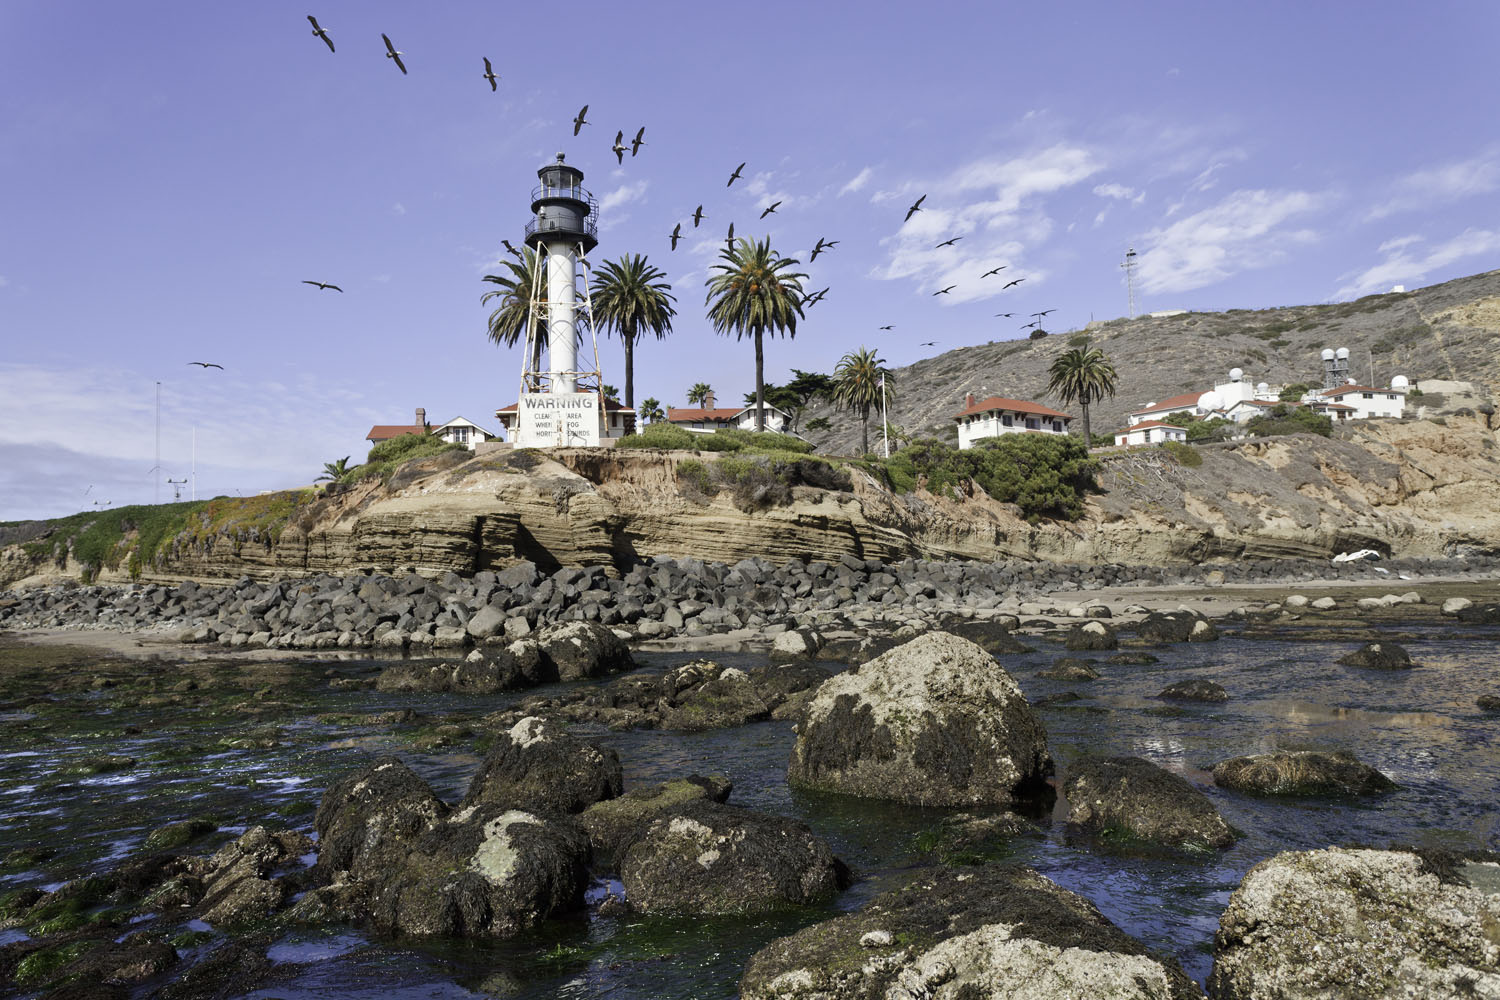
(391, 202, 407, 216)
(1093, 182, 1144, 204)
(1334, 228, 1500, 299)
(1364, 147, 1500, 221)
(0, 276, 9, 288)
(599, 180, 648, 213)
(1137, 188, 1327, 294)
(839, 167, 873, 197)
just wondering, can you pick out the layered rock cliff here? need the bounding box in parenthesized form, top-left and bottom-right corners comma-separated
(4, 411, 1498, 589)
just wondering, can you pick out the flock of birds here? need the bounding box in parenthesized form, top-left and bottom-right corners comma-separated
(297, 14, 1058, 353)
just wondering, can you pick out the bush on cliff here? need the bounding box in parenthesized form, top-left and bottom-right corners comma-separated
(617, 423, 815, 457)
(674, 455, 851, 510)
(346, 433, 468, 485)
(1245, 404, 1332, 438)
(874, 434, 1098, 522)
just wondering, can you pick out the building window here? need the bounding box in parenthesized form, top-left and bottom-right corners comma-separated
(1052, 421, 1063, 432)
(1144, 430, 1152, 442)
(1025, 418, 1038, 430)
(1362, 392, 1373, 399)
(1001, 415, 1013, 427)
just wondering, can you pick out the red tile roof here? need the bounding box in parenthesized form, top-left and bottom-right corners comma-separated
(366, 424, 424, 442)
(952, 396, 1072, 421)
(1118, 420, 1186, 433)
(666, 407, 743, 422)
(1129, 391, 1205, 416)
(1318, 385, 1386, 397)
(1310, 402, 1356, 410)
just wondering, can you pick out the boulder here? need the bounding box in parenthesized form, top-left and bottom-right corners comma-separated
(315, 757, 449, 878)
(1211, 750, 1396, 796)
(460, 716, 622, 815)
(1137, 610, 1218, 644)
(464, 604, 508, 641)
(1063, 755, 1235, 850)
(1310, 596, 1337, 610)
(534, 621, 634, 681)
(1457, 603, 1500, 625)
(787, 632, 1052, 808)
(1284, 594, 1310, 608)
(578, 775, 732, 866)
(659, 667, 770, 731)
(1039, 657, 1100, 681)
(619, 801, 845, 916)
(769, 628, 822, 662)
(1478, 695, 1500, 712)
(1064, 621, 1118, 651)
(1210, 848, 1500, 999)
(942, 619, 1033, 655)
(191, 826, 313, 927)
(1156, 679, 1229, 702)
(1442, 597, 1474, 616)
(747, 661, 830, 712)
(740, 866, 1204, 1000)
(1338, 641, 1413, 669)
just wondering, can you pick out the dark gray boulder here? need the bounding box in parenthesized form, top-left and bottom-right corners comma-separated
(1064, 621, 1119, 651)
(787, 632, 1052, 808)
(315, 757, 450, 878)
(1039, 657, 1100, 681)
(619, 801, 845, 916)
(461, 716, 621, 815)
(1211, 750, 1396, 796)
(1456, 603, 1500, 624)
(1063, 755, 1235, 850)
(942, 618, 1033, 655)
(190, 826, 313, 928)
(578, 775, 732, 868)
(740, 866, 1204, 1000)
(1157, 679, 1229, 702)
(660, 666, 770, 731)
(1211, 848, 1500, 999)
(1479, 695, 1500, 711)
(534, 621, 633, 681)
(1137, 610, 1219, 643)
(1338, 641, 1414, 669)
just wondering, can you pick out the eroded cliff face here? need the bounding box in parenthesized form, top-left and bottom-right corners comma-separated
(6, 415, 1499, 588)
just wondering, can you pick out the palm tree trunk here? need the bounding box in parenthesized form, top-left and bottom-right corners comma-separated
(754, 330, 765, 432)
(1081, 402, 1092, 451)
(623, 330, 635, 410)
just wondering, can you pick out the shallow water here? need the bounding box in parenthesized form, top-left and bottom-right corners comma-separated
(3, 621, 1498, 998)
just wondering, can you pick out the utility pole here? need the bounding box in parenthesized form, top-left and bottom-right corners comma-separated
(1121, 247, 1139, 319)
(153, 381, 161, 504)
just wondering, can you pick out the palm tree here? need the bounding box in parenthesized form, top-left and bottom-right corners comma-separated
(638, 397, 665, 424)
(590, 254, 676, 409)
(686, 382, 714, 406)
(705, 237, 807, 431)
(831, 347, 894, 456)
(481, 248, 545, 372)
(1046, 347, 1118, 449)
(316, 456, 352, 482)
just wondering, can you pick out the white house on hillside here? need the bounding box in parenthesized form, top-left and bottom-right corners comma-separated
(366, 408, 498, 450)
(953, 394, 1072, 449)
(665, 390, 794, 434)
(1128, 369, 1277, 426)
(1113, 420, 1188, 447)
(1306, 380, 1408, 419)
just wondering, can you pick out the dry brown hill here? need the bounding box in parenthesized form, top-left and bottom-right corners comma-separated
(803, 268, 1500, 455)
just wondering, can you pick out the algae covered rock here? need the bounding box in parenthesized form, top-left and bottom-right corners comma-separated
(1064, 620, 1118, 651)
(1210, 848, 1500, 999)
(533, 620, 633, 681)
(1211, 750, 1395, 797)
(578, 774, 732, 866)
(740, 865, 1204, 1000)
(1338, 641, 1414, 669)
(660, 665, 771, 731)
(619, 801, 844, 916)
(1156, 679, 1229, 702)
(787, 632, 1052, 808)
(314, 757, 448, 877)
(460, 716, 621, 815)
(1063, 755, 1235, 850)
(1137, 610, 1219, 643)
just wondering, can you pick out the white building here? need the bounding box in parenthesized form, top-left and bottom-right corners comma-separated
(1127, 369, 1277, 427)
(1308, 380, 1408, 419)
(953, 394, 1073, 450)
(365, 408, 499, 450)
(1113, 420, 1188, 447)
(665, 391, 794, 434)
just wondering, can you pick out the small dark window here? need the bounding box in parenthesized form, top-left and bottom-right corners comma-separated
(1362, 392, 1373, 399)
(1002, 415, 1013, 427)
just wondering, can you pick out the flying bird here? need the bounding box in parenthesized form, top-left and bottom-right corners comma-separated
(804, 287, 829, 307)
(482, 56, 498, 91)
(904, 194, 926, 223)
(919, 341, 938, 346)
(302, 280, 343, 292)
(933, 285, 956, 296)
(981, 266, 1008, 278)
(759, 201, 781, 219)
(1033, 309, 1056, 317)
(1002, 277, 1026, 289)
(188, 362, 223, 369)
(995, 312, 1015, 318)
(611, 130, 627, 164)
(572, 105, 589, 135)
(810, 237, 838, 261)
(728, 162, 745, 186)
(878, 325, 894, 330)
(669, 223, 683, 251)
(1021, 321, 1039, 329)
(381, 34, 406, 75)
(630, 126, 646, 156)
(725, 222, 735, 247)
(307, 15, 334, 53)
(934, 236, 962, 248)
(502, 239, 522, 258)
(692, 205, 706, 227)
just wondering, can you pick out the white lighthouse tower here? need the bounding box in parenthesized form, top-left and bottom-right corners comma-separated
(513, 152, 605, 447)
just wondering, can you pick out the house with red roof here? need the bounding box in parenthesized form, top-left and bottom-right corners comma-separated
(952, 394, 1072, 449)
(1310, 382, 1407, 419)
(1113, 420, 1188, 448)
(665, 390, 794, 434)
(365, 408, 498, 450)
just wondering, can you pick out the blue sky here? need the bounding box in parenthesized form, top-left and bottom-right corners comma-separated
(2, 1, 1497, 520)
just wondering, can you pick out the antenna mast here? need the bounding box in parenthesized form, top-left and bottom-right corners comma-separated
(1121, 247, 1139, 319)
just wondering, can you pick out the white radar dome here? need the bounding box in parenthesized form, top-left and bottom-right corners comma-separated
(1321, 349, 1335, 361)
(1391, 375, 1410, 389)
(1198, 390, 1224, 411)
(1257, 382, 1269, 393)
(1229, 367, 1244, 381)
(1336, 347, 1350, 360)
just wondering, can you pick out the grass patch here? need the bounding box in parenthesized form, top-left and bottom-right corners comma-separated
(1160, 440, 1202, 467)
(343, 433, 468, 485)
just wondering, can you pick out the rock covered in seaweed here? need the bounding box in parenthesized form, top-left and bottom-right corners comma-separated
(1211, 750, 1395, 797)
(1063, 755, 1235, 850)
(787, 632, 1052, 808)
(460, 716, 621, 815)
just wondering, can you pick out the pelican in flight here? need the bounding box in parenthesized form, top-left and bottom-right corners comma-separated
(381, 34, 406, 75)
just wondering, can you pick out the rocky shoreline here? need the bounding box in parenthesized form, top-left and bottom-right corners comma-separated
(3, 552, 1498, 654)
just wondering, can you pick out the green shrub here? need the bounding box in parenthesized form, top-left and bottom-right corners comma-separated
(1185, 417, 1232, 442)
(675, 458, 717, 500)
(616, 423, 815, 456)
(1245, 404, 1332, 438)
(345, 433, 467, 484)
(1161, 440, 1202, 466)
(1067, 333, 1090, 348)
(880, 434, 1098, 522)
(1279, 382, 1315, 402)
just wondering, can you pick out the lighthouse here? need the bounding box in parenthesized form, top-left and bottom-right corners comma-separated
(513, 152, 605, 447)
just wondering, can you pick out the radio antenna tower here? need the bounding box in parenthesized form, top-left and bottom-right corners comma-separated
(1121, 247, 1139, 319)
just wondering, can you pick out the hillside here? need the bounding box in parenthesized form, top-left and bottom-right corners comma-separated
(802, 268, 1500, 456)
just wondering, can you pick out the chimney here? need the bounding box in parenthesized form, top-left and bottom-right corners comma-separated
(415, 407, 426, 429)
(703, 390, 715, 409)
(965, 393, 975, 408)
